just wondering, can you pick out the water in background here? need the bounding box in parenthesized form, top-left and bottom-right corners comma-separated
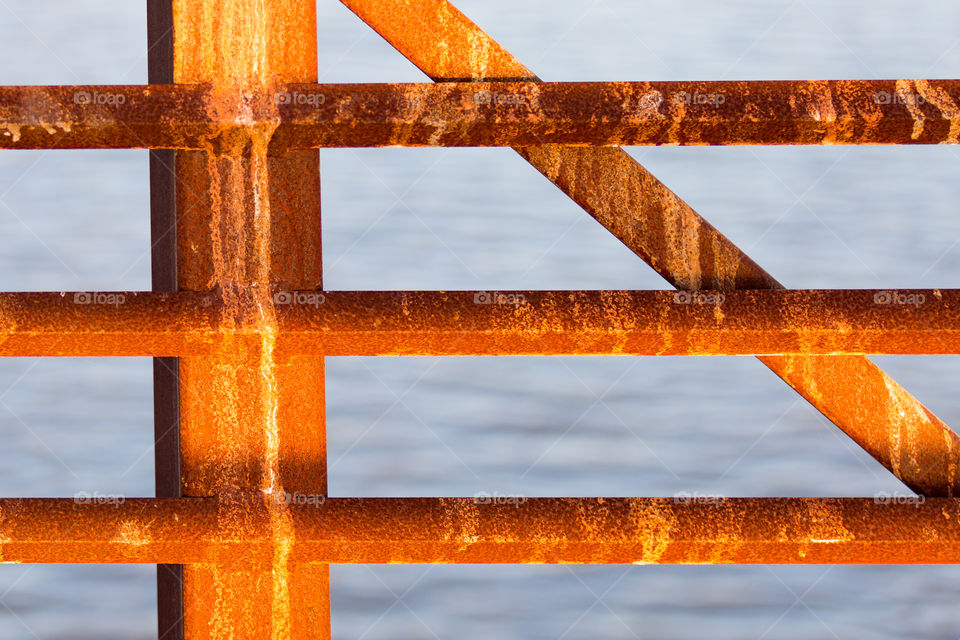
(0, 1, 959, 638)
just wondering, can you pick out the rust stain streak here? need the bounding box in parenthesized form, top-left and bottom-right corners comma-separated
(163, 0, 327, 638)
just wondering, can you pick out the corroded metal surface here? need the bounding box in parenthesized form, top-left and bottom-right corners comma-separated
(155, 0, 328, 638)
(1, 497, 958, 564)
(1, 289, 959, 357)
(4, 80, 960, 149)
(341, 0, 960, 498)
(0, 84, 209, 149)
(273, 79, 960, 148)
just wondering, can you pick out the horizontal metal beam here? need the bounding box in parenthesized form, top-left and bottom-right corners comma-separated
(0, 289, 956, 357)
(2, 80, 959, 149)
(0, 497, 956, 564)
(274, 79, 960, 148)
(0, 85, 211, 150)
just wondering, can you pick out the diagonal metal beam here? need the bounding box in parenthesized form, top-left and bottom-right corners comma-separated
(340, 0, 960, 497)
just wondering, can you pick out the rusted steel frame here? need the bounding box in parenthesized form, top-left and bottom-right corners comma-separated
(341, 0, 960, 498)
(4, 80, 960, 149)
(1, 497, 959, 565)
(1, 289, 959, 357)
(153, 0, 329, 639)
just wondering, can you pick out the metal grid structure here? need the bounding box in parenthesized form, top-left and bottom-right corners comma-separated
(1, 0, 959, 638)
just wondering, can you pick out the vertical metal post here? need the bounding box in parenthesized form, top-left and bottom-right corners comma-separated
(148, 1, 328, 638)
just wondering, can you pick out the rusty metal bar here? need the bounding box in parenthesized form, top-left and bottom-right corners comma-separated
(272, 79, 960, 148)
(154, 0, 329, 638)
(0, 84, 208, 149)
(1, 497, 958, 565)
(3, 80, 960, 149)
(0, 289, 958, 357)
(341, 0, 960, 499)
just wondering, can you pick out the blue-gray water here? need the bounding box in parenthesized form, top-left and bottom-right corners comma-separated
(1, 1, 960, 638)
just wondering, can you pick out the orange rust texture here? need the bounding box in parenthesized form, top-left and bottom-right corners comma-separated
(0, 85, 209, 149)
(167, 1, 327, 638)
(1, 497, 959, 565)
(3, 289, 960, 357)
(272, 79, 960, 148)
(341, 0, 960, 498)
(7, 80, 959, 149)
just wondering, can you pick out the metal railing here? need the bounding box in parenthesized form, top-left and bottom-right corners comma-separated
(0, 0, 958, 637)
